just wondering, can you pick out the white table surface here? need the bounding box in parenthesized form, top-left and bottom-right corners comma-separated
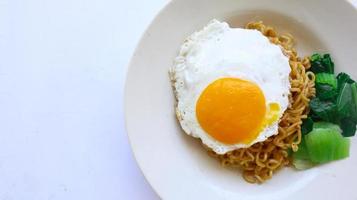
(0, 0, 168, 199)
(1, 1, 357, 200)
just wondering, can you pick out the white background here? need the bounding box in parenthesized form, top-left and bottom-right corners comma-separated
(0, 0, 168, 199)
(1, 0, 357, 200)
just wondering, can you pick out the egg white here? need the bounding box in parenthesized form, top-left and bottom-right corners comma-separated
(170, 19, 291, 154)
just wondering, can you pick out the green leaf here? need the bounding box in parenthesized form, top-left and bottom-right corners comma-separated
(316, 73, 337, 89)
(310, 53, 334, 74)
(313, 121, 342, 132)
(316, 84, 337, 100)
(310, 54, 325, 73)
(337, 72, 354, 92)
(309, 111, 321, 121)
(321, 54, 334, 74)
(334, 134, 350, 158)
(309, 98, 337, 122)
(305, 122, 349, 163)
(301, 117, 313, 135)
(315, 73, 338, 100)
(336, 82, 353, 119)
(293, 138, 310, 160)
(310, 53, 321, 62)
(340, 118, 356, 137)
(351, 83, 357, 122)
(335, 79, 357, 137)
(292, 137, 315, 170)
(352, 83, 357, 105)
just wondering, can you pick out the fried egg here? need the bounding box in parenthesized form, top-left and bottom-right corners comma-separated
(170, 19, 291, 154)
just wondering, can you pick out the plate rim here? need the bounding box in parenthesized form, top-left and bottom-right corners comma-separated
(124, 1, 173, 199)
(124, 1, 357, 199)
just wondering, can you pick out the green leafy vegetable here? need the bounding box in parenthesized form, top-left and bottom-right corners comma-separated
(337, 72, 354, 92)
(308, 53, 357, 137)
(292, 138, 314, 170)
(352, 82, 357, 103)
(294, 52, 357, 170)
(301, 117, 313, 135)
(351, 83, 357, 121)
(292, 159, 315, 170)
(321, 54, 334, 73)
(305, 128, 336, 163)
(333, 135, 350, 159)
(292, 122, 349, 169)
(315, 73, 337, 100)
(336, 82, 353, 119)
(309, 98, 336, 122)
(340, 118, 356, 137)
(316, 73, 337, 89)
(310, 53, 334, 74)
(335, 76, 357, 137)
(293, 138, 310, 160)
(316, 84, 337, 100)
(305, 122, 350, 163)
(310, 53, 321, 62)
(313, 121, 342, 132)
(309, 111, 321, 121)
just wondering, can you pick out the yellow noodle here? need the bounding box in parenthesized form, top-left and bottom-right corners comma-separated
(208, 21, 316, 184)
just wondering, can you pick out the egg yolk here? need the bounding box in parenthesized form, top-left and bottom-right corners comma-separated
(196, 78, 280, 144)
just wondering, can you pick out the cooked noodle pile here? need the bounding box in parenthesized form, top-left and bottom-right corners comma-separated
(207, 21, 316, 183)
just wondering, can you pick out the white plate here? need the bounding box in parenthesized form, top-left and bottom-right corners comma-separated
(125, 0, 357, 199)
